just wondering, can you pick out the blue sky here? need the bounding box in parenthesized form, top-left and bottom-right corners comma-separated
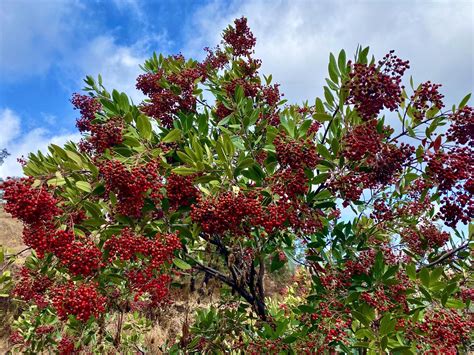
(0, 0, 473, 178)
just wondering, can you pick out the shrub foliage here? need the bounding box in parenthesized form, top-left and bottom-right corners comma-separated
(1, 17, 473, 354)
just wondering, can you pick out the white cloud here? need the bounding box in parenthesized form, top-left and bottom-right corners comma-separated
(0, 0, 166, 96)
(184, 0, 473, 105)
(0, 108, 80, 178)
(0, 108, 21, 147)
(0, 0, 80, 80)
(63, 35, 147, 103)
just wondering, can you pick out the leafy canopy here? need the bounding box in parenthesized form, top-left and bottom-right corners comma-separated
(1, 17, 473, 354)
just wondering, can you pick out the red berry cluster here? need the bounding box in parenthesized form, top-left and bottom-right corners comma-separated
(271, 133, 319, 201)
(360, 287, 394, 312)
(346, 51, 409, 120)
(459, 287, 474, 302)
(416, 309, 474, 352)
(9, 331, 24, 345)
(270, 168, 310, 197)
(318, 266, 351, 291)
(103, 229, 180, 307)
(136, 62, 201, 128)
(79, 118, 124, 155)
(12, 266, 52, 308)
(35, 325, 54, 336)
(331, 141, 414, 204)
(425, 147, 473, 226)
(104, 228, 180, 268)
(191, 192, 264, 236)
(365, 143, 414, 186)
(328, 171, 365, 205)
(410, 81, 444, 119)
(55, 240, 102, 277)
(274, 133, 319, 170)
(343, 120, 383, 161)
(401, 223, 449, 255)
(222, 17, 256, 57)
(214, 101, 233, 121)
(261, 84, 281, 107)
(307, 121, 321, 136)
(200, 47, 229, 74)
(165, 173, 199, 210)
(100, 159, 163, 217)
(51, 282, 106, 322)
(344, 249, 376, 276)
(127, 270, 172, 307)
(225, 77, 260, 98)
(309, 301, 352, 349)
(58, 336, 77, 355)
(236, 57, 262, 77)
(71, 93, 102, 132)
(447, 106, 474, 146)
(1, 178, 60, 226)
(260, 201, 292, 233)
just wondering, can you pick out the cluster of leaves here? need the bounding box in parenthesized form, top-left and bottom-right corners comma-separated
(0, 17, 473, 354)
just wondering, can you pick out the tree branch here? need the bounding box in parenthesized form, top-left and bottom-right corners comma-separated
(418, 241, 470, 271)
(320, 106, 340, 145)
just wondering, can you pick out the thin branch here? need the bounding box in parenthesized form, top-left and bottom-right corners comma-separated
(418, 241, 470, 271)
(186, 255, 235, 287)
(320, 106, 340, 145)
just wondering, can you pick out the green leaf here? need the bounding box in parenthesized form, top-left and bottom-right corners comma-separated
(458, 93, 471, 109)
(76, 181, 92, 193)
(379, 314, 396, 336)
(352, 310, 370, 326)
(136, 115, 152, 140)
(430, 267, 443, 283)
(172, 167, 199, 176)
(328, 53, 339, 83)
(315, 98, 325, 113)
(317, 144, 332, 160)
(173, 258, 192, 270)
(65, 150, 83, 167)
(312, 173, 329, 184)
(355, 328, 375, 340)
(406, 263, 416, 280)
(445, 298, 465, 309)
(312, 113, 333, 122)
(338, 49, 347, 73)
(418, 268, 430, 288)
(419, 286, 432, 302)
(373, 251, 384, 279)
(162, 128, 182, 143)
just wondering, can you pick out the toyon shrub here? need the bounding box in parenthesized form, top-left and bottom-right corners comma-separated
(1, 17, 473, 353)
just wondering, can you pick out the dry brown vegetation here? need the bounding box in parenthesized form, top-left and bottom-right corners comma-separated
(0, 206, 290, 353)
(0, 206, 25, 352)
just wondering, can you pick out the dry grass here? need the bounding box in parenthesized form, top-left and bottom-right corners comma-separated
(0, 207, 222, 353)
(0, 206, 24, 255)
(0, 206, 25, 353)
(0, 206, 293, 353)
